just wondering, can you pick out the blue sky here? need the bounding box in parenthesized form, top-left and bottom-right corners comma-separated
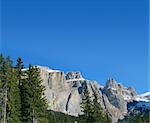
(1, 0, 149, 93)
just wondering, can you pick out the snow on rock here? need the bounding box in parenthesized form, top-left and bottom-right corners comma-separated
(127, 92, 150, 112)
(22, 68, 29, 71)
(22, 65, 61, 73)
(139, 92, 150, 97)
(21, 65, 150, 123)
(124, 94, 132, 101)
(37, 65, 61, 73)
(134, 92, 150, 102)
(135, 97, 150, 102)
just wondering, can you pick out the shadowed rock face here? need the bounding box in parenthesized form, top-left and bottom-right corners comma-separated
(66, 72, 83, 80)
(27, 66, 139, 123)
(104, 79, 128, 114)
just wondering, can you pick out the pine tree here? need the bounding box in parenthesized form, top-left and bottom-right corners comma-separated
(0, 56, 21, 123)
(20, 73, 31, 122)
(79, 84, 112, 123)
(1, 56, 12, 123)
(15, 57, 25, 122)
(0, 54, 4, 122)
(79, 85, 94, 123)
(21, 65, 48, 123)
(7, 65, 21, 123)
(92, 90, 112, 123)
(16, 57, 24, 87)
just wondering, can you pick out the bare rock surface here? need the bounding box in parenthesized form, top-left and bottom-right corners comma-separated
(24, 65, 145, 123)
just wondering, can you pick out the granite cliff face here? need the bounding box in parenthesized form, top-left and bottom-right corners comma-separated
(29, 66, 149, 123)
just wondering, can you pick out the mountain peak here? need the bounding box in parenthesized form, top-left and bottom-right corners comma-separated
(22, 65, 150, 123)
(66, 71, 83, 80)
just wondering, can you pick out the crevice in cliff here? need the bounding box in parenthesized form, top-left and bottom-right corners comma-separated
(101, 90, 112, 117)
(66, 93, 72, 112)
(48, 73, 52, 89)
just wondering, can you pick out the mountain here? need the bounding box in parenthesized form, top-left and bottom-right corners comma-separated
(135, 92, 150, 102)
(119, 95, 150, 123)
(23, 66, 150, 123)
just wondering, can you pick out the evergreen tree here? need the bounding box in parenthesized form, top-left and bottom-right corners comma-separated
(0, 56, 21, 123)
(118, 110, 150, 123)
(92, 90, 111, 123)
(0, 54, 4, 122)
(20, 72, 31, 122)
(15, 57, 25, 122)
(21, 65, 48, 123)
(16, 57, 24, 87)
(7, 64, 21, 123)
(79, 85, 112, 123)
(1, 56, 13, 123)
(79, 85, 94, 123)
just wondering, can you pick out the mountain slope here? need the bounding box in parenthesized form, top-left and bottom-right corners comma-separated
(23, 65, 150, 123)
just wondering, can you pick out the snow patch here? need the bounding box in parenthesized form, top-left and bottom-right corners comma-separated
(135, 97, 150, 102)
(22, 68, 28, 71)
(107, 87, 117, 91)
(36, 65, 61, 73)
(46, 69, 60, 73)
(124, 95, 132, 100)
(134, 92, 150, 102)
(139, 92, 150, 97)
(22, 65, 61, 73)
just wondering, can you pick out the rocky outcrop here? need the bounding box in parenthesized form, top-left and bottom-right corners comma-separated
(26, 66, 146, 123)
(98, 78, 135, 121)
(104, 79, 127, 114)
(66, 71, 83, 80)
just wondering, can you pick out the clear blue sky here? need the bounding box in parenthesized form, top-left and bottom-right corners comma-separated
(1, 0, 149, 93)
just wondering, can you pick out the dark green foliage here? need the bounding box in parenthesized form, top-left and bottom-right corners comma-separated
(21, 65, 48, 123)
(79, 87, 94, 123)
(48, 109, 112, 123)
(0, 54, 48, 123)
(92, 90, 112, 123)
(0, 56, 21, 123)
(15, 57, 25, 122)
(0, 53, 113, 123)
(79, 85, 112, 123)
(48, 110, 77, 123)
(0, 54, 4, 121)
(7, 66, 21, 123)
(118, 110, 150, 123)
(16, 57, 24, 87)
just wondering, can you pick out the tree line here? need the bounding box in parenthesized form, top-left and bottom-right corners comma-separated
(0, 54, 48, 123)
(78, 85, 112, 123)
(0, 54, 112, 123)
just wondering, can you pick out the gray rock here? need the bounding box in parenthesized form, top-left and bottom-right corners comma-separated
(66, 71, 83, 80)
(24, 66, 139, 123)
(104, 79, 128, 114)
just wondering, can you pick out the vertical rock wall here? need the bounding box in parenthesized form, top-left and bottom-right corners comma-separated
(35, 66, 137, 123)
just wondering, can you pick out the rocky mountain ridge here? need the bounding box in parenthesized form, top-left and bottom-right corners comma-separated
(24, 65, 150, 123)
